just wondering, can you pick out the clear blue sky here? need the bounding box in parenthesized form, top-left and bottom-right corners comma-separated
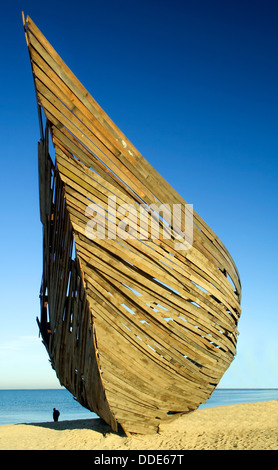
(0, 0, 277, 389)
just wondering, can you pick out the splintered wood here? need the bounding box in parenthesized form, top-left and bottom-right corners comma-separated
(24, 13, 241, 434)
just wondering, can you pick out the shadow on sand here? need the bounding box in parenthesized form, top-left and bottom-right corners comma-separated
(20, 417, 121, 435)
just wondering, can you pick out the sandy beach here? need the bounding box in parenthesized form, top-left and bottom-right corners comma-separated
(0, 401, 277, 451)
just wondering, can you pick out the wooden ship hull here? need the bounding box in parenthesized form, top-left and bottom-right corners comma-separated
(23, 14, 241, 435)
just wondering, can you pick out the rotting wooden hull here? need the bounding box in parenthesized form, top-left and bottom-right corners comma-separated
(23, 14, 241, 435)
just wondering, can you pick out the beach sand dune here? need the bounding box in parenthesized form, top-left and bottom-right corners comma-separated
(0, 401, 277, 450)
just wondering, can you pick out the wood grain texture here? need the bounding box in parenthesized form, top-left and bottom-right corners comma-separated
(24, 14, 241, 434)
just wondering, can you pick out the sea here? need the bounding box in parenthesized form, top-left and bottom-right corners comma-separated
(0, 388, 277, 426)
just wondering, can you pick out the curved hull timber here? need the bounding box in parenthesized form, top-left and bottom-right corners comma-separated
(23, 14, 241, 435)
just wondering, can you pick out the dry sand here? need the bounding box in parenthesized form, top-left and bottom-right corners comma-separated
(0, 401, 277, 450)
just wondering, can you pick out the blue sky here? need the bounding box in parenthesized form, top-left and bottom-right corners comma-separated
(0, 0, 277, 390)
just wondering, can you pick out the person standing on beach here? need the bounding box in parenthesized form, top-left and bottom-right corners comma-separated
(53, 408, 60, 422)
